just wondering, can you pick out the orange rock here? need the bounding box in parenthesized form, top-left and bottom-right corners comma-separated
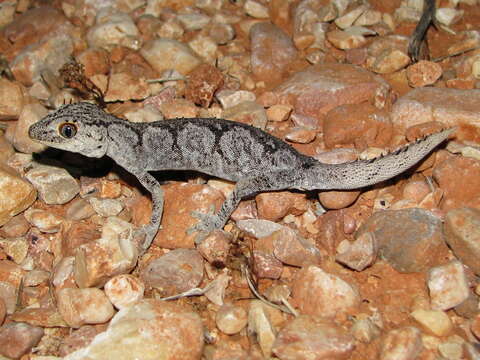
(255, 191, 307, 222)
(153, 183, 225, 249)
(433, 156, 480, 211)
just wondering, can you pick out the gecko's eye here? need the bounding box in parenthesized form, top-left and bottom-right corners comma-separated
(59, 123, 77, 139)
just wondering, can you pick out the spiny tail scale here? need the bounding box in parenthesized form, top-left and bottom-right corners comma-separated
(315, 128, 455, 190)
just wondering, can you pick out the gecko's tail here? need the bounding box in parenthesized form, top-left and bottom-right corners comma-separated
(311, 128, 455, 190)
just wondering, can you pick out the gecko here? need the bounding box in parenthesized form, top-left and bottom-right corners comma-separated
(28, 102, 454, 251)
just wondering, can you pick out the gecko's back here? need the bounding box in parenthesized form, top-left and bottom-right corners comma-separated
(106, 117, 316, 181)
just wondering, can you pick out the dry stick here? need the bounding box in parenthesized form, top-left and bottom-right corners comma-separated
(408, 0, 436, 62)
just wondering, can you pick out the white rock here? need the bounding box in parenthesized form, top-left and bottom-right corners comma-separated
(244, 0, 269, 18)
(87, 11, 141, 50)
(436, 8, 464, 26)
(25, 164, 80, 205)
(141, 39, 201, 75)
(380, 327, 423, 360)
(89, 198, 124, 217)
(216, 90, 256, 109)
(248, 300, 276, 357)
(427, 260, 470, 310)
(104, 274, 145, 310)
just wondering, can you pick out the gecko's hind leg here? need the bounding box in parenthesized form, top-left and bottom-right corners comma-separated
(131, 171, 164, 252)
(189, 170, 300, 244)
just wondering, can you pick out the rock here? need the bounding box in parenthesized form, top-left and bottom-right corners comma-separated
(244, 0, 269, 18)
(327, 29, 368, 50)
(204, 272, 230, 306)
(104, 274, 145, 310)
(436, 8, 464, 26)
(272, 315, 355, 359)
(216, 303, 248, 335)
(74, 217, 137, 288)
(177, 13, 211, 31)
(406, 60, 442, 87)
(335, 4, 369, 29)
(323, 102, 393, 149)
(208, 22, 235, 45)
(284, 127, 316, 143)
(264, 284, 291, 305)
(10, 307, 67, 328)
(391, 87, 480, 139)
(58, 325, 107, 357)
(336, 232, 378, 271)
(368, 49, 410, 74)
(57, 287, 115, 328)
(248, 300, 277, 357)
(104, 73, 149, 102)
(255, 191, 307, 222)
(141, 249, 204, 297)
(222, 100, 268, 129)
(89, 198, 123, 217)
(410, 309, 453, 337)
(153, 183, 224, 249)
(65, 198, 96, 221)
(253, 247, 283, 279)
(0, 214, 29, 238)
(86, 11, 140, 50)
(76, 48, 110, 78)
(433, 156, 480, 211)
(273, 64, 389, 122)
(444, 208, 480, 275)
(12, 102, 48, 153)
(24, 208, 63, 233)
(196, 230, 232, 267)
(355, 209, 448, 273)
(0, 79, 24, 120)
(319, 190, 361, 210)
(270, 227, 322, 267)
(0, 260, 24, 314)
(0, 298, 5, 326)
(0, 133, 15, 164)
(266, 104, 292, 122)
(428, 260, 470, 310)
(380, 327, 423, 360)
(140, 39, 201, 75)
(216, 90, 256, 109)
(158, 98, 198, 119)
(0, 322, 44, 359)
(236, 219, 284, 238)
(0, 163, 36, 226)
(185, 64, 224, 107)
(25, 164, 79, 205)
(11, 33, 74, 86)
(250, 22, 298, 83)
(292, 265, 360, 318)
(63, 300, 204, 360)
(79, 177, 122, 199)
(0, 237, 28, 264)
(351, 317, 381, 343)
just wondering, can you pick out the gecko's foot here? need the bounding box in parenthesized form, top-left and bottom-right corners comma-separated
(187, 207, 223, 244)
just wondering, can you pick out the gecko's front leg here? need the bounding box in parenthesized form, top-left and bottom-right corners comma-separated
(131, 171, 164, 252)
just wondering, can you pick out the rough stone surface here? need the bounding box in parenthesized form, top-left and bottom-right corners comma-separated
(273, 64, 390, 121)
(391, 87, 480, 140)
(428, 260, 470, 311)
(380, 327, 423, 360)
(0, 79, 24, 120)
(64, 300, 204, 360)
(292, 265, 360, 318)
(356, 209, 449, 273)
(272, 315, 355, 360)
(444, 207, 480, 276)
(25, 164, 79, 205)
(140, 39, 201, 75)
(0, 163, 36, 226)
(0, 322, 44, 359)
(57, 287, 115, 328)
(250, 22, 298, 83)
(433, 156, 480, 211)
(141, 249, 204, 297)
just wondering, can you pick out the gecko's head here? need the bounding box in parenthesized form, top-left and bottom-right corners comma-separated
(29, 102, 109, 158)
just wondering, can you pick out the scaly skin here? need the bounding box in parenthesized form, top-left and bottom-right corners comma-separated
(28, 102, 454, 251)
